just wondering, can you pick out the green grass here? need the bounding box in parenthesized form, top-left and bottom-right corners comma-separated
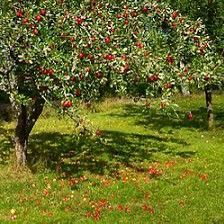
(0, 93, 224, 223)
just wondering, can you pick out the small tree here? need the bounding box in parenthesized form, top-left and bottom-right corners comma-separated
(0, 0, 220, 167)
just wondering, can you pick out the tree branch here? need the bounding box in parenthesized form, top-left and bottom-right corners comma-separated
(26, 96, 45, 137)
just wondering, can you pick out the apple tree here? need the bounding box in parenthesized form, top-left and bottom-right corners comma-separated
(0, 0, 220, 167)
(130, 1, 222, 127)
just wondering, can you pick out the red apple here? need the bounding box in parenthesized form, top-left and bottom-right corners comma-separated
(142, 6, 149, 13)
(22, 18, 29, 25)
(131, 11, 138, 17)
(148, 75, 159, 82)
(105, 54, 114, 61)
(188, 75, 193, 81)
(105, 36, 111, 44)
(136, 42, 144, 49)
(16, 10, 23, 18)
(36, 14, 42, 22)
(40, 9, 46, 16)
(164, 83, 173, 89)
(172, 11, 178, 19)
(62, 100, 73, 108)
(79, 52, 85, 59)
(187, 112, 193, 121)
(172, 23, 177, 29)
(204, 75, 210, 81)
(166, 54, 174, 65)
(184, 67, 189, 73)
(124, 20, 129, 25)
(42, 69, 48, 75)
(33, 28, 39, 35)
(75, 17, 83, 25)
(148, 167, 159, 176)
(123, 12, 128, 18)
(70, 37, 75, 42)
(48, 68, 54, 76)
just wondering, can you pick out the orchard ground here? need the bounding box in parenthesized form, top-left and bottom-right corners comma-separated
(0, 93, 224, 223)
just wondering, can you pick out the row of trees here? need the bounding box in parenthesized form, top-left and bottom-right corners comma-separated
(0, 0, 222, 167)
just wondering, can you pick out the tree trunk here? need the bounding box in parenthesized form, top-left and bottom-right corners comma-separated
(205, 85, 213, 128)
(14, 97, 45, 167)
(15, 104, 28, 167)
(15, 135, 28, 167)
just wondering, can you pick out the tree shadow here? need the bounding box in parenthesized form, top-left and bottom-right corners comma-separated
(108, 103, 224, 131)
(27, 128, 193, 177)
(0, 126, 14, 165)
(1, 100, 205, 176)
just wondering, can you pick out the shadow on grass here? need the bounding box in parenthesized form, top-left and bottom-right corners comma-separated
(27, 128, 192, 177)
(0, 126, 13, 165)
(2, 100, 208, 175)
(108, 103, 224, 131)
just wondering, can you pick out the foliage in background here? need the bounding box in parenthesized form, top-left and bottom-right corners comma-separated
(164, 0, 224, 55)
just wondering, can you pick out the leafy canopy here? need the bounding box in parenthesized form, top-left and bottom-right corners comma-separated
(0, 0, 220, 112)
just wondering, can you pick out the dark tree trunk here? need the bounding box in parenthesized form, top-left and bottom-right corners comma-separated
(205, 85, 213, 128)
(15, 135, 28, 167)
(15, 104, 28, 166)
(14, 97, 45, 167)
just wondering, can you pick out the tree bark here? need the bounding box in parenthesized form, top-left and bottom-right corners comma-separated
(15, 135, 28, 167)
(15, 104, 28, 166)
(14, 97, 45, 167)
(205, 85, 213, 128)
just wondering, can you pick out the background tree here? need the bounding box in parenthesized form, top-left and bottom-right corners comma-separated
(163, 0, 224, 127)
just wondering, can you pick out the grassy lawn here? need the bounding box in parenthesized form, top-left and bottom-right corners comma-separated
(0, 93, 224, 223)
